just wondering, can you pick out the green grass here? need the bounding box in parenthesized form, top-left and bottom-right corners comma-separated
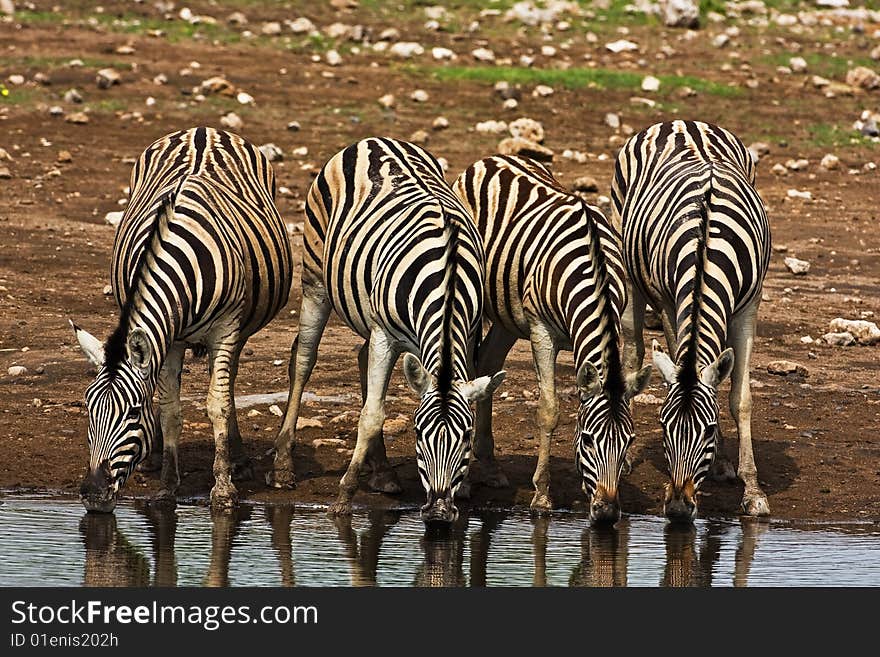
(761, 52, 880, 79)
(414, 65, 743, 98)
(87, 98, 128, 113)
(0, 85, 39, 105)
(807, 123, 877, 148)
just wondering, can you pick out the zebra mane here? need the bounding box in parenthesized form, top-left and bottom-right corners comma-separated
(437, 220, 459, 401)
(104, 188, 176, 374)
(677, 186, 713, 390)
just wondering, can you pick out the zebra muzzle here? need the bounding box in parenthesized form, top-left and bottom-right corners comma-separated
(80, 460, 117, 513)
(590, 485, 621, 525)
(421, 492, 458, 525)
(664, 480, 697, 523)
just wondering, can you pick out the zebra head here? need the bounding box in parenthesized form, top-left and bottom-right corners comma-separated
(652, 340, 734, 522)
(575, 361, 652, 525)
(72, 321, 157, 513)
(403, 354, 505, 525)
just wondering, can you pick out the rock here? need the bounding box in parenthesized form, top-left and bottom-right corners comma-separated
(268, 404, 284, 417)
(432, 47, 456, 61)
(432, 116, 449, 130)
(330, 410, 358, 424)
(605, 39, 638, 53)
(56, 150, 72, 163)
(748, 141, 770, 162)
(0, 166, 10, 179)
(503, 98, 518, 110)
(227, 11, 247, 25)
(409, 129, 429, 144)
(7, 366, 27, 377)
(296, 417, 322, 429)
(33, 72, 50, 85)
(96, 68, 120, 89)
(102, 284, 112, 295)
(605, 113, 621, 129)
(200, 76, 236, 96)
(533, 84, 554, 97)
(767, 360, 808, 377)
(261, 21, 282, 36)
(641, 75, 661, 92)
(287, 120, 301, 131)
(475, 120, 507, 134)
(1, 0, 14, 16)
(872, 45, 880, 62)
(292, 146, 308, 157)
(49, 106, 63, 116)
(236, 91, 254, 105)
(822, 331, 855, 346)
(377, 93, 395, 109)
(508, 117, 544, 143)
(572, 176, 599, 193)
(845, 66, 880, 90)
(390, 42, 424, 58)
(246, 409, 261, 418)
(325, 50, 343, 66)
(497, 137, 554, 162)
(828, 318, 880, 344)
(382, 415, 409, 436)
(7, 74, 24, 85)
(63, 88, 83, 103)
(471, 47, 496, 62)
(378, 28, 400, 41)
(633, 392, 664, 405)
(712, 34, 729, 48)
(812, 75, 831, 88)
(410, 89, 429, 103)
(820, 154, 840, 170)
(786, 189, 811, 200)
(771, 163, 788, 175)
(258, 143, 283, 162)
(785, 158, 809, 171)
(220, 112, 243, 130)
(660, 0, 700, 28)
(789, 56, 808, 73)
(105, 211, 123, 227)
(65, 112, 89, 124)
(288, 17, 316, 34)
(313, 438, 346, 448)
(784, 256, 810, 274)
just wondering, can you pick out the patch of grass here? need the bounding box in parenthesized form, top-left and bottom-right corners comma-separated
(761, 52, 879, 79)
(414, 64, 743, 98)
(807, 123, 876, 149)
(0, 85, 39, 105)
(87, 98, 128, 113)
(13, 55, 130, 70)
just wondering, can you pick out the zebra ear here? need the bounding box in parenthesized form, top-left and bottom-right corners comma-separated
(126, 328, 152, 372)
(403, 353, 432, 397)
(625, 364, 652, 399)
(461, 370, 506, 402)
(701, 348, 735, 389)
(576, 361, 603, 398)
(70, 319, 105, 367)
(651, 339, 677, 386)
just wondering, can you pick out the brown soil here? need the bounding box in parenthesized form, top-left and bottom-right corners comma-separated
(1, 2, 878, 521)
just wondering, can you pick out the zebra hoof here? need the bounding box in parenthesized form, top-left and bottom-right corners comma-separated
(210, 485, 239, 509)
(711, 456, 738, 482)
(530, 492, 553, 515)
(741, 491, 770, 517)
(367, 468, 402, 495)
(327, 500, 353, 517)
(265, 469, 296, 489)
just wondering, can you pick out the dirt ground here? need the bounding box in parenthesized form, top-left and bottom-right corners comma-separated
(0, 1, 878, 522)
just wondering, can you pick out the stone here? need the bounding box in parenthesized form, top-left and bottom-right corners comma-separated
(236, 91, 254, 105)
(65, 112, 89, 124)
(432, 116, 449, 130)
(784, 256, 810, 274)
(390, 42, 424, 58)
(102, 284, 112, 295)
(533, 84, 554, 97)
(767, 360, 808, 377)
(0, 0, 14, 16)
(287, 120, 301, 131)
(49, 106, 63, 116)
(382, 415, 409, 436)
(771, 163, 788, 176)
(822, 331, 856, 346)
(497, 137, 554, 162)
(292, 146, 308, 157)
(200, 76, 236, 96)
(872, 45, 880, 62)
(820, 154, 840, 170)
(296, 417, 322, 429)
(313, 438, 346, 448)
(572, 176, 599, 193)
(475, 120, 508, 134)
(410, 89, 429, 103)
(845, 66, 880, 90)
(220, 112, 243, 130)
(828, 318, 880, 344)
(812, 75, 831, 88)
(660, 0, 700, 28)
(105, 211, 123, 227)
(786, 158, 809, 171)
(432, 47, 456, 60)
(789, 56, 808, 73)
(7, 366, 27, 377)
(33, 72, 50, 85)
(96, 68, 120, 89)
(325, 50, 343, 66)
(268, 404, 283, 417)
(605, 39, 638, 53)
(786, 189, 812, 200)
(409, 129, 429, 144)
(261, 21, 282, 36)
(63, 88, 83, 104)
(508, 117, 544, 143)
(378, 93, 395, 109)
(712, 34, 729, 48)
(633, 393, 664, 405)
(748, 141, 770, 162)
(503, 98, 518, 110)
(471, 47, 496, 62)
(56, 150, 72, 163)
(227, 11, 247, 25)
(258, 143, 284, 162)
(641, 75, 661, 92)
(288, 17, 315, 34)
(605, 113, 621, 129)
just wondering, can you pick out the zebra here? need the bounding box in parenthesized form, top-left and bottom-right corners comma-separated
(267, 137, 504, 523)
(453, 155, 652, 523)
(611, 120, 771, 521)
(72, 127, 293, 512)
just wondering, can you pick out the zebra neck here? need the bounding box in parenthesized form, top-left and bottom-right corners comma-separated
(122, 304, 174, 384)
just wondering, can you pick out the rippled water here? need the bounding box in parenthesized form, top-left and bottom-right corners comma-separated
(1, 496, 878, 587)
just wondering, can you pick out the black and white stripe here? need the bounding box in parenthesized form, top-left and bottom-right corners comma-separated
(612, 120, 771, 520)
(269, 137, 503, 523)
(454, 155, 651, 523)
(73, 127, 293, 511)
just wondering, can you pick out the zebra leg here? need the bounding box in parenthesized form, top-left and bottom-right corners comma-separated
(358, 339, 402, 494)
(268, 288, 332, 489)
(728, 300, 770, 517)
(206, 334, 242, 509)
(154, 344, 185, 504)
(226, 351, 253, 482)
(621, 284, 647, 475)
(472, 322, 517, 488)
(529, 323, 559, 514)
(329, 329, 398, 516)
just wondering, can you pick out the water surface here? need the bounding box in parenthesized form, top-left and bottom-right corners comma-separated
(1, 496, 877, 587)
